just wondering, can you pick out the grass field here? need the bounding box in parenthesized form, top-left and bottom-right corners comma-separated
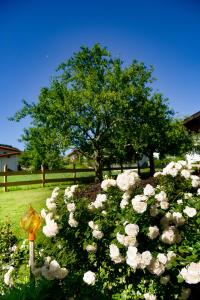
(0, 187, 56, 241)
(0, 167, 139, 241)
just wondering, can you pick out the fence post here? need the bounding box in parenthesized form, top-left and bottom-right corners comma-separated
(73, 163, 76, 184)
(4, 164, 8, 192)
(41, 165, 45, 187)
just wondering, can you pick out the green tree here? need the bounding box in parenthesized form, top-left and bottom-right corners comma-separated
(11, 44, 156, 180)
(126, 94, 193, 176)
(19, 127, 66, 169)
(11, 44, 192, 179)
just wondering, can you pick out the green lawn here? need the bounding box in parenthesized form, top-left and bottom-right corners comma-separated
(0, 187, 55, 241)
(0, 168, 131, 241)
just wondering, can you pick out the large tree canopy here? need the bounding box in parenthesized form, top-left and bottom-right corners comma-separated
(11, 44, 193, 179)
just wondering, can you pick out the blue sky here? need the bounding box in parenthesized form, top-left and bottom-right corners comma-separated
(0, 0, 200, 150)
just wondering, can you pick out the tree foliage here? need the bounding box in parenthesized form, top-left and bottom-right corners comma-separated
(11, 44, 193, 177)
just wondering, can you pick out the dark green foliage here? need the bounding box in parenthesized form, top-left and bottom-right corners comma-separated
(1, 279, 66, 300)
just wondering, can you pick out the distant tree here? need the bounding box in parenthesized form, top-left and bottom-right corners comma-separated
(19, 127, 65, 169)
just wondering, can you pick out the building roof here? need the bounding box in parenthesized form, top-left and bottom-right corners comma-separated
(183, 111, 200, 132)
(0, 152, 21, 158)
(0, 144, 21, 152)
(66, 149, 81, 157)
(0, 144, 21, 159)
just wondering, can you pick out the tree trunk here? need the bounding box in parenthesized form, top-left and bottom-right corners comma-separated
(120, 158, 123, 173)
(149, 150, 155, 177)
(137, 161, 141, 177)
(94, 149, 103, 182)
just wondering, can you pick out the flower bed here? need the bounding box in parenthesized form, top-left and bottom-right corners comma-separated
(1, 160, 200, 299)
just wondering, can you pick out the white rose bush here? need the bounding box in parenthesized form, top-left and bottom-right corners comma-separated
(1, 161, 200, 299)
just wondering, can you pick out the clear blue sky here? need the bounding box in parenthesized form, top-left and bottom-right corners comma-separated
(1, 0, 200, 150)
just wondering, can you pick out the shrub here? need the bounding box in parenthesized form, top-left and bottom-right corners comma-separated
(1, 160, 200, 299)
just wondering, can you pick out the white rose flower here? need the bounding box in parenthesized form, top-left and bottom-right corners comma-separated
(86, 244, 97, 252)
(57, 267, 69, 279)
(181, 169, 191, 179)
(122, 191, 132, 200)
(4, 266, 14, 286)
(46, 198, 57, 211)
(109, 244, 124, 263)
(93, 199, 104, 209)
(120, 199, 129, 209)
(174, 162, 183, 170)
(160, 201, 169, 210)
(126, 246, 138, 270)
(92, 229, 104, 239)
(184, 193, 192, 199)
(96, 193, 107, 203)
(161, 226, 181, 245)
(144, 293, 157, 300)
(49, 259, 60, 273)
(183, 206, 197, 217)
(157, 253, 167, 265)
(116, 170, 139, 191)
(70, 185, 78, 193)
(192, 179, 200, 188)
(140, 251, 152, 268)
(147, 258, 165, 276)
(67, 202, 76, 212)
(110, 244, 120, 258)
(64, 190, 73, 199)
(147, 226, 159, 239)
(43, 219, 59, 237)
(88, 221, 99, 230)
(68, 217, 78, 227)
(162, 162, 175, 175)
(155, 191, 167, 202)
(101, 179, 116, 191)
(125, 223, 139, 237)
(180, 262, 200, 284)
(116, 232, 125, 245)
(10, 245, 17, 252)
(191, 175, 200, 188)
(143, 184, 155, 196)
(123, 235, 138, 247)
(177, 199, 183, 205)
(172, 212, 185, 225)
(178, 160, 187, 167)
(167, 251, 176, 262)
(44, 256, 51, 266)
(41, 208, 48, 219)
(83, 271, 96, 285)
(168, 168, 178, 177)
(154, 171, 162, 177)
(132, 195, 147, 214)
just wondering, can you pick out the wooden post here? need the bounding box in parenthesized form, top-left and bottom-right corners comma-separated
(4, 164, 8, 192)
(73, 163, 76, 184)
(41, 165, 45, 187)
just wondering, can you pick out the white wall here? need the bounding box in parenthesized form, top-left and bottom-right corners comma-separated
(0, 155, 20, 171)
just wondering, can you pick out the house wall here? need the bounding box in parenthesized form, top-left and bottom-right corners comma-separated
(0, 155, 20, 171)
